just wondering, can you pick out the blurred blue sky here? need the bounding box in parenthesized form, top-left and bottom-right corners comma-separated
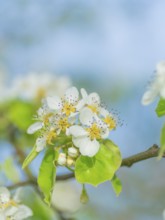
(0, 0, 165, 82)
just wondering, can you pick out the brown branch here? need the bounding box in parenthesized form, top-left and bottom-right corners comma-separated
(121, 144, 161, 167)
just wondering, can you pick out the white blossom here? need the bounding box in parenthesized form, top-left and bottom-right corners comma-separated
(51, 180, 81, 214)
(46, 87, 85, 117)
(141, 61, 165, 105)
(0, 187, 32, 220)
(69, 108, 109, 157)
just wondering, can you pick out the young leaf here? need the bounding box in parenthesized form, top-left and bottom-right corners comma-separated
(155, 99, 165, 117)
(158, 123, 165, 158)
(22, 146, 39, 169)
(111, 174, 122, 196)
(75, 140, 122, 186)
(2, 157, 20, 183)
(38, 148, 57, 206)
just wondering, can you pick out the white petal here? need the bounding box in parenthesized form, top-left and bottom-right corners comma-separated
(13, 188, 22, 203)
(12, 205, 33, 220)
(36, 137, 46, 152)
(0, 213, 5, 220)
(80, 88, 88, 99)
(69, 125, 88, 137)
(79, 107, 94, 126)
(76, 99, 85, 111)
(87, 93, 100, 106)
(0, 187, 10, 202)
(156, 61, 165, 76)
(4, 206, 18, 216)
(73, 137, 100, 157)
(27, 122, 43, 134)
(100, 107, 109, 117)
(64, 87, 79, 104)
(46, 96, 62, 110)
(141, 89, 158, 105)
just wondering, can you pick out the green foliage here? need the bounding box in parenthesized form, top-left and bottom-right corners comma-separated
(1, 157, 20, 183)
(155, 99, 165, 117)
(22, 146, 39, 169)
(158, 123, 165, 158)
(75, 140, 122, 186)
(38, 148, 58, 206)
(111, 174, 122, 196)
(7, 100, 34, 131)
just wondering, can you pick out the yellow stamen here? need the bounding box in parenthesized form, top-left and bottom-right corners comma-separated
(86, 123, 101, 140)
(58, 117, 70, 131)
(43, 113, 53, 124)
(46, 130, 56, 144)
(62, 102, 76, 116)
(87, 105, 98, 113)
(104, 116, 116, 130)
(0, 200, 17, 209)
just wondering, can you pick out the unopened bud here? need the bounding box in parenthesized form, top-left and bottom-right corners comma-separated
(57, 153, 66, 166)
(68, 147, 78, 158)
(66, 156, 75, 167)
(80, 185, 89, 204)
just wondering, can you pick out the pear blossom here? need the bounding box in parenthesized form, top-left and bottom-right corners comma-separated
(69, 108, 109, 157)
(46, 87, 84, 117)
(8, 72, 71, 101)
(0, 187, 32, 220)
(80, 88, 104, 114)
(141, 61, 165, 105)
(100, 108, 117, 130)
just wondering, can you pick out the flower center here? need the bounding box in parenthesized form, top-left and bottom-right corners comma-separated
(87, 105, 98, 113)
(58, 117, 70, 131)
(43, 113, 53, 124)
(104, 116, 116, 130)
(87, 123, 101, 140)
(46, 130, 56, 144)
(62, 102, 76, 116)
(0, 199, 17, 210)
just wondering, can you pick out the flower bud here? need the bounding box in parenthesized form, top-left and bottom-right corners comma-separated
(57, 153, 66, 166)
(66, 156, 75, 167)
(80, 186, 89, 204)
(68, 147, 78, 158)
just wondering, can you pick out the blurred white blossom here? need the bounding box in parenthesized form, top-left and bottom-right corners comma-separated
(0, 187, 33, 220)
(4, 72, 72, 101)
(141, 61, 165, 105)
(52, 180, 81, 214)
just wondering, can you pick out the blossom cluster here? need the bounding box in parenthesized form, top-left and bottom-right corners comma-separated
(141, 61, 165, 105)
(27, 87, 117, 165)
(0, 187, 32, 220)
(0, 72, 71, 102)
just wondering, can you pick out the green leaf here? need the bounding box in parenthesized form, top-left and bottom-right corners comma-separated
(38, 148, 57, 205)
(7, 100, 34, 131)
(2, 157, 20, 183)
(75, 140, 122, 186)
(111, 174, 122, 196)
(158, 123, 165, 158)
(155, 99, 165, 117)
(22, 146, 39, 169)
